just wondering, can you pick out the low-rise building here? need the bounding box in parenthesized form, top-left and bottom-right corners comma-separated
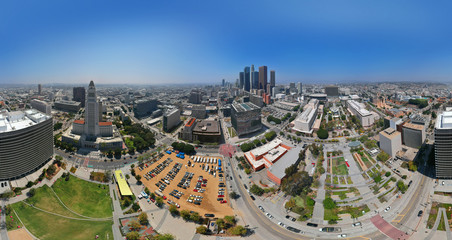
(191, 104, 206, 119)
(54, 100, 81, 112)
(347, 100, 376, 127)
(30, 99, 51, 115)
(244, 139, 291, 171)
(379, 128, 402, 157)
(292, 99, 318, 133)
(179, 118, 222, 143)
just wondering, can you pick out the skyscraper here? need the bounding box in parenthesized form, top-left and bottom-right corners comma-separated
(73, 87, 86, 107)
(259, 66, 267, 92)
(270, 70, 275, 87)
(239, 72, 245, 89)
(297, 82, 303, 95)
(84, 81, 100, 137)
(38, 84, 42, 95)
(222, 79, 225, 87)
(435, 111, 452, 179)
(252, 71, 259, 90)
(244, 66, 250, 91)
(250, 65, 255, 90)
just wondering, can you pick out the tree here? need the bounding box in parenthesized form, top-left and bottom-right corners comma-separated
(138, 212, 148, 225)
(317, 128, 328, 139)
(169, 204, 179, 216)
(27, 188, 36, 197)
(47, 165, 57, 176)
(155, 234, 175, 240)
(306, 197, 315, 207)
(135, 174, 142, 182)
(281, 171, 313, 196)
(264, 131, 277, 141)
(224, 215, 236, 226)
(250, 184, 264, 196)
(126, 231, 140, 240)
(196, 225, 208, 234)
(397, 180, 408, 193)
(432, 111, 437, 119)
(26, 181, 33, 188)
(285, 163, 298, 177)
(132, 202, 140, 212)
(156, 197, 164, 207)
(377, 151, 390, 162)
(190, 212, 201, 223)
(180, 210, 191, 221)
(228, 225, 247, 236)
(385, 172, 391, 177)
(323, 197, 336, 209)
(128, 220, 141, 231)
(229, 191, 238, 199)
(216, 218, 225, 230)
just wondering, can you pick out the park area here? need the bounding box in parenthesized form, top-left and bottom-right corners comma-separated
(9, 175, 113, 240)
(136, 151, 233, 218)
(329, 157, 349, 176)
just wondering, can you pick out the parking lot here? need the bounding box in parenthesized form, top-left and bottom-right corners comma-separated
(136, 151, 233, 217)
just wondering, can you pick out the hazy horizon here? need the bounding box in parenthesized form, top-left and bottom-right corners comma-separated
(2, 1, 452, 85)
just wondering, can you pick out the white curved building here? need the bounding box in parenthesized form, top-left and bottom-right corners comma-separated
(0, 109, 53, 180)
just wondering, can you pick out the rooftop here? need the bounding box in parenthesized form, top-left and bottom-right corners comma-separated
(232, 102, 260, 112)
(193, 119, 220, 133)
(250, 139, 282, 158)
(436, 111, 452, 129)
(267, 145, 302, 180)
(55, 100, 80, 106)
(380, 128, 401, 140)
(0, 109, 51, 133)
(403, 122, 424, 131)
(348, 100, 372, 117)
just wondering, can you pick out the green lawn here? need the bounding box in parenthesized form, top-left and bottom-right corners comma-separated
(52, 175, 113, 218)
(333, 176, 339, 184)
(10, 175, 114, 240)
(124, 137, 134, 149)
(12, 202, 113, 240)
(228, 127, 237, 138)
(293, 196, 305, 208)
(5, 209, 22, 230)
(332, 157, 348, 175)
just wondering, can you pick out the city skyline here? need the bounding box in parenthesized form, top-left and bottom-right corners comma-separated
(2, 1, 452, 85)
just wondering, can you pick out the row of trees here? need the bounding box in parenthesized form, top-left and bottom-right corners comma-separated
(171, 141, 195, 154)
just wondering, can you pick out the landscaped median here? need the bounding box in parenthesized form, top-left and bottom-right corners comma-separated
(8, 174, 113, 240)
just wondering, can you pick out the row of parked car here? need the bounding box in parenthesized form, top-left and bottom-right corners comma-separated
(144, 158, 173, 180)
(194, 176, 207, 193)
(169, 189, 184, 200)
(157, 163, 182, 192)
(187, 194, 203, 205)
(177, 172, 194, 189)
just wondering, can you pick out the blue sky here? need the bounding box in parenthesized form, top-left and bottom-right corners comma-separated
(1, 0, 452, 85)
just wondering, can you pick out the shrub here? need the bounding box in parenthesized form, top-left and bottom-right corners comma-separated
(323, 197, 336, 209)
(196, 225, 208, 234)
(250, 184, 264, 196)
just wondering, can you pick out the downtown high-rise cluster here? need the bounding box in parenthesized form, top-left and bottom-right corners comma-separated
(237, 65, 276, 104)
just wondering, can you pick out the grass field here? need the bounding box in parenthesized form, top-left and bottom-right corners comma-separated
(332, 157, 348, 175)
(52, 176, 113, 218)
(227, 127, 237, 138)
(5, 209, 22, 230)
(13, 202, 113, 240)
(11, 175, 113, 240)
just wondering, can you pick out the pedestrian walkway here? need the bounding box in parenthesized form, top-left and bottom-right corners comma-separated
(311, 150, 328, 224)
(0, 201, 8, 240)
(425, 208, 452, 240)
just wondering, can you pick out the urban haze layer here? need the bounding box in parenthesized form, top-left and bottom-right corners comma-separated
(2, 1, 452, 240)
